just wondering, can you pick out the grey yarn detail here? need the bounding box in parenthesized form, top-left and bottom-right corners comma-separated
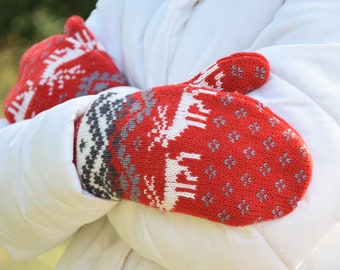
(77, 91, 129, 200)
(76, 72, 128, 97)
(76, 89, 157, 200)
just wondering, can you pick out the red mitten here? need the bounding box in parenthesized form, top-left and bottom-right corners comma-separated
(75, 64, 312, 227)
(4, 15, 128, 123)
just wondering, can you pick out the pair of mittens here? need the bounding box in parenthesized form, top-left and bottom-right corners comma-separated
(3, 14, 312, 226)
(75, 52, 313, 226)
(4, 15, 128, 123)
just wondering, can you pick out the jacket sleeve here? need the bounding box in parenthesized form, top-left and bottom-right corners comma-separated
(81, 0, 340, 269)
(0, 95, 117, 259)
(0, 119, 9, 129)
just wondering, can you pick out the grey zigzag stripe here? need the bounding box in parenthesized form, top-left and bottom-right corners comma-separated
(111, 90, 157, 202)
(78, 91, 129, 200)
(78, 89, 157, 201)
(76, 72, 128, 97)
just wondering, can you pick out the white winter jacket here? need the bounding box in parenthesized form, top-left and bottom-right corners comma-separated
(1, 0, 340, 269)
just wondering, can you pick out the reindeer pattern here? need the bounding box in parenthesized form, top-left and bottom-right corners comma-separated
(6, 26, 100, 121)
(143, 88, 216, 211)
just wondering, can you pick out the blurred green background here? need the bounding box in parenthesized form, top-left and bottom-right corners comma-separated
(0, 0, 96, 268)
(0, 0, 96, 118)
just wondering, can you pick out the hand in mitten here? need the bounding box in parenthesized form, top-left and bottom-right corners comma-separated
(4, 15, 128, 123)
(75, 53, 313, 226)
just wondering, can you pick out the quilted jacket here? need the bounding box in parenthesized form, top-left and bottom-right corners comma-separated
(1, 0, 340, 269)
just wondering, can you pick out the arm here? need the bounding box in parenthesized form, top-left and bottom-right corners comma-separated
(0, 119, 9, 129)
(0, 95, 116, 259)
(81, 0, 340, 269)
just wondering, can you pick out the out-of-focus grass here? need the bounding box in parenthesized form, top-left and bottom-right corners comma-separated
(0, 243, 68, 270)
(0, 45, 23, 118)
(0, 45, 69, 268)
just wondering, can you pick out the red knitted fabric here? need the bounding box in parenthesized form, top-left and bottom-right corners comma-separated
(186, 52, 269, 94)
(4, 14, 309, 226)
(76, 84, 312, 226)
(4, 15, 128, 123)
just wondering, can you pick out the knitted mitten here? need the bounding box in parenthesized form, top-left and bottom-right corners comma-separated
(4, 15, 128, 123)
(75, 72, 312, 226)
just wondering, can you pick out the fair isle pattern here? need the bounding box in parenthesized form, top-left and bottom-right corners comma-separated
(76, 91, 130, 200)
(4, 15, 127, 123)
(76, 84, 313, 226)
(76, 90, 157, 200)
(76, 72, 127, 97)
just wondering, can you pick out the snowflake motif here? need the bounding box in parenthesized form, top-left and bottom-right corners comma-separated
(262, 137, 275, 150)
(294, 170, 307, 183)
(231, 65, 243, 78)
(238, 200, 250, 215)
(256, 101, 265, 112)
(299, 145, 309, 157)
(255, 66, 267, 79)
(278, 153, 292, 167)
(235, 108, 247, 119)
(224, 155, 236, 170)
(208, 139, 220, 153)
(213, 116, 226, 128)
(240, 173, 252, 187)
(204, 166, 217, 179)
(217, 210, 231, 223)
(222, 182, 234, 196)
(272, 206, 283, 219)
(259, 163, 271, 176)
(243, 146, 255, 160)
(269, 117, 280, 127)
(274, 179, 287, 193)
(256, 189, 268, 203)
(201, 192, 214, 206)
(290, 196, 299, 209)
(227, 130, 241, 143)
(248, 122, 260, 134)
(282, 129, 296, 141)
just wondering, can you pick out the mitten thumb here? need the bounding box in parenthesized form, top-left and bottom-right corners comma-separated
(184, 52, 270, 94)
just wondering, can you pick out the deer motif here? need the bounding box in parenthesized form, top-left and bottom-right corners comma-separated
(144, 152, 201, 211)
(143, 88, 215, 211)
(149, 88, 214, 149)
(7, 80, 36, 122)
(39, 38, 87, 93)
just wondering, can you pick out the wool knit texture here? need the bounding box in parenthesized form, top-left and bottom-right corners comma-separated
(3, 16, 312, 226)
(4, 15, 128, 123)
(76, 84, 312, 226)
(186, 52, 269, 94)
